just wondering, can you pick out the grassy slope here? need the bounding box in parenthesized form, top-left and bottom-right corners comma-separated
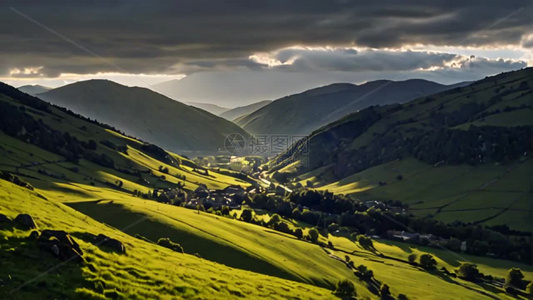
(66, 199, 359, 290)
(0, 180, 337, 300)
(63, 196, 531, 300)
(328, 236, 532, 300)
(311, 158, 532, 232)
(274, 68, 533, 231)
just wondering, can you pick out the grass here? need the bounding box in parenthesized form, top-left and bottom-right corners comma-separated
(306, 157, 532, 231)
(328, 236, 533, 300)
(0, 180, 338, 300)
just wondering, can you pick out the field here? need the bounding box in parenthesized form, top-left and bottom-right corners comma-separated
(306, 158, 532, 232)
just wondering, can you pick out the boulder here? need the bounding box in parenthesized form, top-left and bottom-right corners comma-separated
(38, 230, 84, 262)
(96, 234, 126, 254)
(14, 214, 37, 229)
(0, 213, 11, 224)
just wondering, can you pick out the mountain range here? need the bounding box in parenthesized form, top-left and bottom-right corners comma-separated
(237, 79, 471, 137)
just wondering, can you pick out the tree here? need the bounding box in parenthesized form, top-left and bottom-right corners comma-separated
(333, 279, 357, 298)
(456, 263, 479, 281)
(241, 209, 253, 223)
(308, 228, 319, 243)
(328, 223, 340, 233)
(294, 228, 303, 239)
(419, 254, 437, 270)
(380, 283, 391, 298)
(269, 213, 281, 226)
(408, 253, 417, 265)
(506, 268, 524, 288)
(221, 205, 230, 216)
(357, 235, 374, 249)
(292, 208, 302, 220)
(356, 264, 374, 280)
(471, 240, 489, 255)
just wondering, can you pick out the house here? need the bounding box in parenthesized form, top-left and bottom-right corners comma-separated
(387, 230, 419, 242)
(223, 185, 245, 197)
(460, 241, 467, 252)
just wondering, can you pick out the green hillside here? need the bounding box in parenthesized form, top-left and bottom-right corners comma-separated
(0, 180, 337, 300)
(37, 80, 249, 154)
(269, 68, 533, 231)
(236, 79, 465, 137)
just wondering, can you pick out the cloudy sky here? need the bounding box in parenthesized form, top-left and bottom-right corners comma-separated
(0, 1, 531, 106)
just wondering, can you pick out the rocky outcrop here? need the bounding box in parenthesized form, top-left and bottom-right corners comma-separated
(14, 214, 37, 229)
(96, 234, 126, 254)
(38, 230, 84, 262)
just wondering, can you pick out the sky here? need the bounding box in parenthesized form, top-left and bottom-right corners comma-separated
(0, 1, 531, 107)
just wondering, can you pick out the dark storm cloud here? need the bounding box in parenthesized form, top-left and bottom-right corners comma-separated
(0, 0, 531, 76)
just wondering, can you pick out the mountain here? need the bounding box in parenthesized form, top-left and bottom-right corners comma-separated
(186, 102, 230, 115)
(237, 79, 464, 137)
(37, 80, 249, 154)
(17, 84, 51, 95)
(1, 79, 530, 300)
(268, 68, 533, 231)
(220, 100, 272, 121)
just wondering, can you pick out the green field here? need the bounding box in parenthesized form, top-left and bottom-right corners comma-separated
(0, 180, 340, 300)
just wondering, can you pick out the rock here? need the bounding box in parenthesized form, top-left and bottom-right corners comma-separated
(96, 234, 126, 254)
(38, 230, 84, 262)
(0, 214, 11, 223)
(28, 230, 40, 240)
(14, 214, 37, 229)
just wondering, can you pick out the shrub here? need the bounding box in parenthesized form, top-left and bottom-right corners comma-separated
(456, 263, 479, 282)
(408, 253, 417, 264)
(398, 294, 408, 300)
(308, 228, 319, 243)
(269, 213, 281, 225)
(274, 221, 292, 234)
(506, 268, 524, 288)
(294, 228, 303, 239)
(355, 264, 374, 280)
(292, 208, 302, 220)
(328, 223, 339, 233)
(241, 209, 253, 222)
(357, 235, 374, 249)
(419, 254, 437, 270)
(157, 238, 184, 253)
(333, 279, 357, 298)
(380, 283, 391, 298)
(221, 206, 230, 216)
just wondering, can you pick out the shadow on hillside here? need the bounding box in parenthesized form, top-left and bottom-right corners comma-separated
(425, 269, 501, 300)
(0, 230, 93, 299)
(66, 201, 322, 288)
